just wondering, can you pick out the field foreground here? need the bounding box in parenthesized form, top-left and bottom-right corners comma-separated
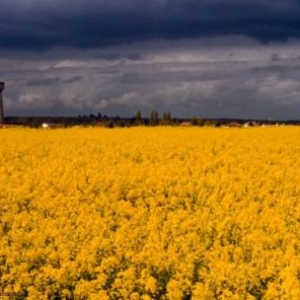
(1, 127, 300, 299)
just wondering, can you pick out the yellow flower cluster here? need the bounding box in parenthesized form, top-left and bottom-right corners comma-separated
(1, 126, 300, 299)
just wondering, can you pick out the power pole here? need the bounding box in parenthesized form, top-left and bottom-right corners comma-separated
(0, 82, 4, 126)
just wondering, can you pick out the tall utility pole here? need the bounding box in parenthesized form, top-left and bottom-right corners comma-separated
(0, 82, 4, 126)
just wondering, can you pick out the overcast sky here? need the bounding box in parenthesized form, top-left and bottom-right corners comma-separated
(2, 0, 300, 119)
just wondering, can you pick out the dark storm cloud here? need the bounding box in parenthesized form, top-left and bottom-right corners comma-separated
(2, 0, 300, 50)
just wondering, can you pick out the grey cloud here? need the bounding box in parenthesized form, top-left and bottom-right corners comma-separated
(94, 53, 143, 61)
(64, 76, 83, 83)
(3, 37, 300, 119)
(26, 77, 60, 86)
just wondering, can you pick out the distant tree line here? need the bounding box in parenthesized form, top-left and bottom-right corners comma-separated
(5, 110, 294, 128)
(5, 110, 189, 128)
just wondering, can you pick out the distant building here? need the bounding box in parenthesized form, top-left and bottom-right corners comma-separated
(180, 121, 191, 126)
(227, 122, 242, 128)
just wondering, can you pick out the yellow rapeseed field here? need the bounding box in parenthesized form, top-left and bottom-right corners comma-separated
(1, 127, 300, 299)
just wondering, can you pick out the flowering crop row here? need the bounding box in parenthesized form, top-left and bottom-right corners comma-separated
(1, 127, 300, 299)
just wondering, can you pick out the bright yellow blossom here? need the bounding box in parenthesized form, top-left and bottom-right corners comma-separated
(1, 126, 300, 299)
